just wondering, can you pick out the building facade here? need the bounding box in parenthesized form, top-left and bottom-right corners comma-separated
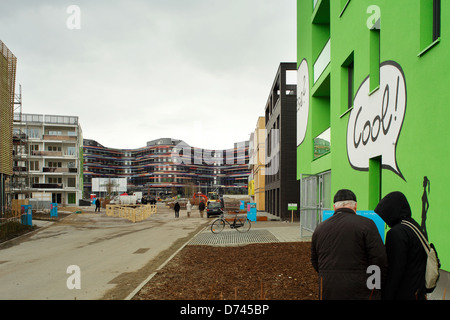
(297, 0, 449, 290)
(83, 138, 250, 199)
(11, 113, 83, 206)
(265, 63, 299, 220)
(248, 116, 266, 212)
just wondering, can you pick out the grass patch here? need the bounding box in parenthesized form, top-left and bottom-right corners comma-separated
(0, 221, 36, 243)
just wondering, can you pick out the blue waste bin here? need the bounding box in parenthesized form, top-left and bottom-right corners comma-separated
(247, 203, 257, 222)
(21, 205, 32, 226)
(50, 203, 58, 217)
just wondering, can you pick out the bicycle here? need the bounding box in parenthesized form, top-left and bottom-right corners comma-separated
(210, 212, 251, 234)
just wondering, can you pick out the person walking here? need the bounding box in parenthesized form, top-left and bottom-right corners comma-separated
(374, 191, 428, 300)
(174, 201, 180, 218)
(311, 189, 387, 300)
(186, 201, 192, 218)
(199, 200, 205, 218)
(95, 197, 101, 213)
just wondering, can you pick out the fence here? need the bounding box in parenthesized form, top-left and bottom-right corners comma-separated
(105, 204, 157, 223)
(300, 209, 321, 238)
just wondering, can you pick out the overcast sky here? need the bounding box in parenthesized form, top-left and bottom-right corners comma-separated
(1, 0, 296, 150)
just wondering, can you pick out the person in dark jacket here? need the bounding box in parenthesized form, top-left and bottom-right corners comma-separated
(311, 189, 387, 300)
(95, 197, 101, 212)
(174, 202, 180, 218)
(374, 191, 427, 300)
(199, 201, 205, 218)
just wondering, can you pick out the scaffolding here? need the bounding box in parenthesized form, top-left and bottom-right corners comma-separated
(11, 85, 30, 201)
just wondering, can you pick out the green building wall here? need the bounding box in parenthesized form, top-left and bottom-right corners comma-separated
(297, 0, 450, 272)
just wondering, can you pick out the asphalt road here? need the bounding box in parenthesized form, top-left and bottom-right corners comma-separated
(0, 203, 209, 300)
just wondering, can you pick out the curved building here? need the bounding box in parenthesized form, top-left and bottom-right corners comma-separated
(83, 138, 249, 198)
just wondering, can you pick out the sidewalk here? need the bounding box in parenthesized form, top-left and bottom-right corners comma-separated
(187, 219, 307, 246)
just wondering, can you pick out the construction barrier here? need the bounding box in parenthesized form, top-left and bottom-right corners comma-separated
(105, 204, 157, 223)
(12, 199, 29, 218)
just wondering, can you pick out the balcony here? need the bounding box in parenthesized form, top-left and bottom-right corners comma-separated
(32, 183, 63, 189)
(43, 167, 78, 173)
(43, 135, 77, 142)
(314, 38, 331, 83)
(32, 151, 63, 157)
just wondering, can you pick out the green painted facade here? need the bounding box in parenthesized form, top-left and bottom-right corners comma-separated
(297, 0, 450, 271)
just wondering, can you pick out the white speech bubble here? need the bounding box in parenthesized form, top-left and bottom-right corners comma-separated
(347, 61, 407, 180)
(297, 58, 310, 146)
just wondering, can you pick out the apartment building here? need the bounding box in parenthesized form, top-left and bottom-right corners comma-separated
(83, 138, 250, 198)
(297, 0, 449, 293)
(11, 113, 83, 205)
(0, 40, 17, 214)
(264, 63, 299, 220)
(248, 116, 265, 211)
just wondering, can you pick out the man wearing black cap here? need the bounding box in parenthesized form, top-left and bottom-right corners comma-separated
(311, 189, 387, 300)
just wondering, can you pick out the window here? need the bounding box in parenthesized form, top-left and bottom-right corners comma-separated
(340, 0, 351, 16)
(369, 157, 382, 210)
(29, 161, 40, 171)
(341, 52, 354, 114)
(48, 146, 62, 152)
(67, 147, 76, 156)
(48, 177, 62, 184)
(370, 28, 380, 91)
(48, 161, 62, 168)
(25, 128, 40, 139)
(433, 0, 441, 41)
(48, 131, 62, 136)
(347, 61, 354, 108)
(68, 193, 76, 204)
(419, 0, 441, 55)
(30, 144, 39, 152)
(68, 178, 76, 188)
(313, 128, 331, 159)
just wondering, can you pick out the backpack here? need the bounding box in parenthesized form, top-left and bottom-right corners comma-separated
(401, 220, 441, 293)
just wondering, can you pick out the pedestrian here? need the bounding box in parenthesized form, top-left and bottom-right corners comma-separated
(95, 197, 101, 212)
(174, 201, 180, 218)
(311, 189, 387, 300)
(374, 191, 428, 300)
(199, 200, 205, 218)
(186, 201, 192, 218)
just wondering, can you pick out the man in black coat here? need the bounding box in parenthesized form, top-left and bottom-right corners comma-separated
(311, 189, 387, 300)
(174, 201, 180, 218)
(199, 200, 205, 218)
(375, 191, 427, 300)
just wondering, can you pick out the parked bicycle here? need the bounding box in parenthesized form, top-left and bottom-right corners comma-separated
(210, 213, 251, 234)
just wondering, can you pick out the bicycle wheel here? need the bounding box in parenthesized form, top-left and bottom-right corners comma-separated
(211, 219, 225, 234)
(235, 217, 251, 233)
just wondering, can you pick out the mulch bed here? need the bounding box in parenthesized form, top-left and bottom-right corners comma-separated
(133, 242, 319, 300)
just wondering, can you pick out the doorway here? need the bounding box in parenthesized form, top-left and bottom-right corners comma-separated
(52, 193, 62, 204)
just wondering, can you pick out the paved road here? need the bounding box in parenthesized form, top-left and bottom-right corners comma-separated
(0, 203, 209, 300)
